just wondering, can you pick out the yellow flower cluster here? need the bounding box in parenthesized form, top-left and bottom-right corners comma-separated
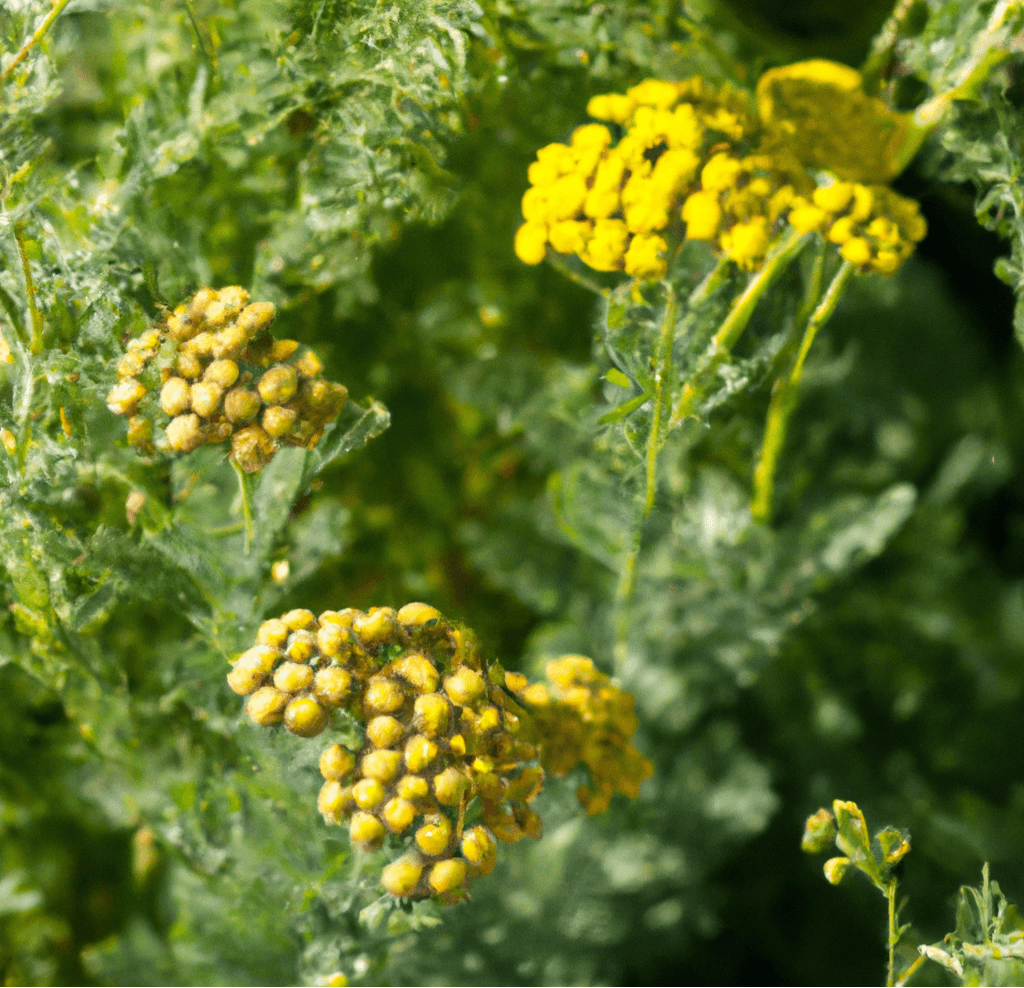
(515, 63, 926, 280)
(515, 78, 762, 279)
(508, 656, 653, 816)
(106, 287, 348, 473)
(228, 604, 650, 901)
(786, 180, 926, 274)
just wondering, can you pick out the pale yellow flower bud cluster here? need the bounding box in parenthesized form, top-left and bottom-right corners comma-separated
(107, 287, 348, 473)
(507, 656, 653, 816)
(516, 64, 927, 280)
(229, 604, 650, 900)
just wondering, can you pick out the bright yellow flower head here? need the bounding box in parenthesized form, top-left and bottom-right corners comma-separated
(624, 234, 668, 279)
(517, 65, 926, 281)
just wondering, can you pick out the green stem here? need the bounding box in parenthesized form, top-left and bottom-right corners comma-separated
(673, 231, 808, 425)
(750, 262, 852, 523)
(0, 0, 74, 89)
(547, 253, 607, 295)
(860, 0, 918, 92)
(895, 953, 925, 987)
(231, 460, 255, 553)
(612, 259, 732, 667)
(896, 0, 1021, 171)
(887, 880, 897, 988)
(644, 285, 679, 519)
(712, 227, 808, 352)
(14, 225, 43, 354)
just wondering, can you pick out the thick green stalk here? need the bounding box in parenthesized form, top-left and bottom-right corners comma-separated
(751, 262, 853, 523)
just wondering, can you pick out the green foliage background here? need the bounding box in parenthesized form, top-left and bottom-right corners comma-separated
(2, 0, 1024, 984)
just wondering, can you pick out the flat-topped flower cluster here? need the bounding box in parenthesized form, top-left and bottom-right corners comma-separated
(515, 63, 926, 280)
(107, 286, 348, 473)
(227, 602, 652, 900)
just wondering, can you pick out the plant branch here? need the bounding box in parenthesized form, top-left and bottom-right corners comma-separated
(0, 0, 74, 90)
(14, 225, 43, 354)
(644, 284, 679, 519)
(750, 261, 853, 523)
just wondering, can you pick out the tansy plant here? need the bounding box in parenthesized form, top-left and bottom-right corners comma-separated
(804, 804, 1024, 987)
(6, 0, 1024, 984)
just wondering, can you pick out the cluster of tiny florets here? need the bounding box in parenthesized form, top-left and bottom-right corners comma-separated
(509, 656, 653, 816)
(228, 604, 650, 900)
(786, 181, 926, 274)
(107, 286, 348, 473)
(515, 64, 926, 280)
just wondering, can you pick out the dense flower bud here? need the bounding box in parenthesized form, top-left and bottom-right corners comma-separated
(349, 811, 386, 851)
(413, 693, 450, 738)
(160, 377, 192, 416)
(230, 424, 275, 473)
(366, 716, 406, 748)
(274, 661, 315, 693)
(318, 781, 354, 823)
(353, 778, 387, 811)
(256, 618, 290, 648)
(361, 749, 403, 783)
(405, 735, 439, 773)
(397, 602, 444, 629)
(382, 798, 417, 833)
(461, 825, 497, 869)
(245, 686, 289, 726)
(364, 676, 406, 715)
(433, 766, 469, 806)
(428, 858, 467, 894)
(107, 378, 148, 416)
(230, 603, 649, 903)
(320, 744, 356, 782)
(313, 668, 353, 707)
(397, 775, 430, 802)
(444, 667, 486, 706)
(415, 817, 453, 856)
(284, 697, 329, 737)
(223, 387, 262, 424)
(381, 856, 423, 897)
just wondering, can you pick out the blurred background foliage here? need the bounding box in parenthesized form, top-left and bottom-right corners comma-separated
(2, 0, 1024, 984)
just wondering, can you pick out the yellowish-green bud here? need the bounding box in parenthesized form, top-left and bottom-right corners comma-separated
(381, 855, 423, 897)
(367, 716, 406, 749)
(415, 817, 453, 856)
(428, 858, 467, 894)
(320, 744, 356, 782)
(349, 811, 386, 851)
(313, 667, 352, 707)
(245, 685, 289, 726)
(273, 661, 314, 693)
(283, 697, 328, 737)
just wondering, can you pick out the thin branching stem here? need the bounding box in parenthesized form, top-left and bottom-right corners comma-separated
(895, 953, 925, 987)
(712, 227, 808, 353)
(644, 284, 679, 519)
(887, 879, 898, 988)
(14, 225, 43, 354)
(751, 261, 853, 523)
(231, 460, 255, 553)
(0, 0, 74, 89)
(612, 258, 732, 666)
